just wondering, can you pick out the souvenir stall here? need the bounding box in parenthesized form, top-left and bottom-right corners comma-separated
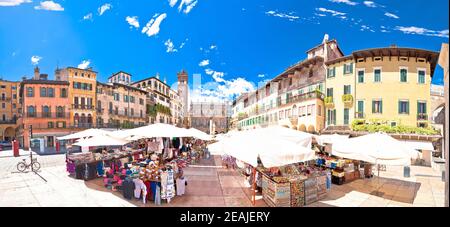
(207, 126, 319, 207)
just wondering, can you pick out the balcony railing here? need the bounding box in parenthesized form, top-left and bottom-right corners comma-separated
(96, 108, 104, 114)
(25, 112, 69, 118)
(0, 119, 17, 124)
(0, 97, 12, 102)
(417, 113, 428, 121)
(342, 94, 354, 107)
(324, 96, 334, 109)
(72, 104, 95, 110)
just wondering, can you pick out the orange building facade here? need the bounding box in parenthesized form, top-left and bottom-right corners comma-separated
(20, 75, 71, 150)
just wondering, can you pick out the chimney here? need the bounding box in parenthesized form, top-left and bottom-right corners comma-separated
(323, 34, 329, 44)
(34, 66, 40, 80)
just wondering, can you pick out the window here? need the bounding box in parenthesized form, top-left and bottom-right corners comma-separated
(81, 97, 86, 109)
(398, 100, 409, 114)
(48, 88, 54, 97)
(40, 87, 47, 97)
(344, 108, 349, 125)
(327, 109, 336, 125)
(13, 94, 17, 99)
(56, 106, 64, 118)
(343, 63, 353, 74)
(81, 83, 87, 90)
(131, 108, 134, 117)
(400, 68, 408, 82)
(372, 100, 383, 114)
(327, 67, 336, 78)
(139, 98, 144, 105)
(27, 106, 36, 117)
(374, 68, 381, 82)
(418, 70, 426, 84)
(357, 100, 364, 118)
(390, 122, 397, 127)
(358, 70, 365, 83)
(418, 101, 427, 114)
(13, 104, 16, 109)
(114, 93, 120, 101)
(124, 95, 129, 102)
(326, 88, 333, 97)
(27, 87, 34, 97)
(48, 122, 54, 128)
(60, 88, 67, 98)
(130, 96, 135, 103)
(1, 103, 5, 109)
(42, 106, 51, 117)
(344, 85, 351, 95)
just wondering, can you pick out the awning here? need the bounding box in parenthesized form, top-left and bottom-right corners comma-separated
(401, 140, 435, 151)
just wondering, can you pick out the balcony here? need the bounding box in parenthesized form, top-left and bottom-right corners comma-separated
(72, 104, 95, 110)
(354, 112, 366, 119)
(417, 113, 428, 121)
(342, 94, 353, 108)
(324, 96, 334, 109)
(0, 119, 17, 124)
(25, 112, 69, 118)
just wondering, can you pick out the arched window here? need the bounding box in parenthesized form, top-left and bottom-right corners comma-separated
(42, 106, 50, 118)
(56, 106, 64, 118)
(74, 113, 79, 126)
(27, 106, 36, 117)
(87, 114, 93, 124)
(27, 87, 34, 97)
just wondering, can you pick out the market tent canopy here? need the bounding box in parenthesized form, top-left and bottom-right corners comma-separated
(401, 140, 435, 151)
(316, 134, 350, 146)
(187, 128, 214, 141)
(208, 126, 316, 168)
(115, 123, 191, 140)
(57, 129, 111, 141)
(332, 133, 419, 166)
(73, 134, 130, 147)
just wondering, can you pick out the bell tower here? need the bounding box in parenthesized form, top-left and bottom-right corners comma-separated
(177, 70, 189, 123)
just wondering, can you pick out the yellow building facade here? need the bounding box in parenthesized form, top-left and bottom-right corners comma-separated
(325, 47, 439, 129)
(56, 67, 97, 128)
(0, 80, 21, 141)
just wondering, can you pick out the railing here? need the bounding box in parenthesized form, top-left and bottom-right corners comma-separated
(0, 119, 17, 124)
(109, 110, 146, 119)
(0, 97, 12, 102)
(27, 122, 147, 130)
(417, 113, 428, 121)
(72, 104, 95, 110)
(96, 108, 104, 114)
(24, 112, 69, 118)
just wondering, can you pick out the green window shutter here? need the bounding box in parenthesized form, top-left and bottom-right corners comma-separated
(398, 101, 401, 114)
(350, 63, 353, 73)
(406, 101, 409, 114)
(343, 65, 346, 74)
(380, 100, 383, 113)
(372, 101, 375, 113)
(333, 67, 336, 77)
(417, 101, 420, 115)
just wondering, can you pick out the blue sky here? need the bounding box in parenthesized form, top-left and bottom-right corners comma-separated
(0, 0, 448, 101)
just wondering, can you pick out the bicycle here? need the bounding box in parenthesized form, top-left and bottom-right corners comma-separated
(17, 153, 41, 172)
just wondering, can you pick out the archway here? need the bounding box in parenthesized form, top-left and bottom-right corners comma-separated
(3, 127, 15, 141)
(307, 125, 315, 133)
(291, 126, 298, 130)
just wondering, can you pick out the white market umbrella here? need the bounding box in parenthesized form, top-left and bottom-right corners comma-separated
(116, 123, 191, 139)
(315, 134, 349, 146)
(209, 128, 316, 168)
(57, 128, 111, 141)
(73, 134, 130, 147)
(187, 128, 214, 141)
(332, 132, 419, 166)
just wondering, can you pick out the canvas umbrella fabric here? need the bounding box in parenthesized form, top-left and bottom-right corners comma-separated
(116, 123, 191, 140)
(187, 128, 214, 140)
(315, 134, 350, 146)
(73, 134, 130, 147)
(332, 132, 419, 166)
(57, 128, 111, 140)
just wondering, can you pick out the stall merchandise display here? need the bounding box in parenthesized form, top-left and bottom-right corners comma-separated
(290, 180, 305, 207)
(262, 175, 291, 207)
(304, 177, 318, 205)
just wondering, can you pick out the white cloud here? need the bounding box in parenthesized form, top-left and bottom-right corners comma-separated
(210, 45, 217, 50)
(395, 26, 449, 38)
(141, 13, 167, 37)
(78, 60, 91, 69)
(168, 0, 178, 7)
(0, 0, 31, 6)
(126, 16, 140, 29)
(363, 1, 376, 7)
(83, 13, 93, 21)
(199, 60, 210, 67)
(164, 39, 178, 53)
(34, 1, 64, 11)
(384, 12, 399, 19)
(314, 13, 326, 17)
(204, 69, 225, 83)
(31, 56, 42, 65)
(265, 10, 300, 21)
(329, 0, 358, 6)
(257, 74, 265, 78)
(98, 3, 112, 16)
(178, 0, 198, 14)
(179, 41, 187, 49)
(316, 8, 346, 16)
(192, 77, 255, 102)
